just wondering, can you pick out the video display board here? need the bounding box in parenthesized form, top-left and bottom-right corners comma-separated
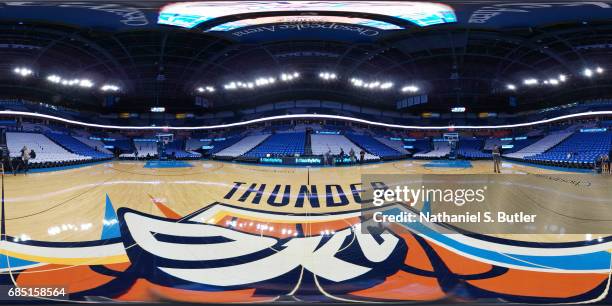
(158, 1, 457, 29)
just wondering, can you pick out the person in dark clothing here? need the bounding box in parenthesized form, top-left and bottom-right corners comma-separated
(20, 145, 31, 175)
(608, 148, 612, 174)
(596, 154, 604, 173)
(359, 150, 365, 163)
(492, 145, 501, 173)
(324, 149, 331, 166)
(337, 148, 345, 164)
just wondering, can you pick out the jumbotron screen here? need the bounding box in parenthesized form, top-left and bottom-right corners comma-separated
(158, 1, 457, 30)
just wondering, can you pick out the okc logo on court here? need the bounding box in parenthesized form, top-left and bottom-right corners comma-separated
(117, 208, 407, 293)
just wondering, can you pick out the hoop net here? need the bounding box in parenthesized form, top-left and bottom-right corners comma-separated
(443, 132, 459, 143)
(156, 133, 174, 145)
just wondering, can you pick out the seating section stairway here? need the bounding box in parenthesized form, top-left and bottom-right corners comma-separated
(6, 132, 90, 164)
(375, 137, 409, 155)
(244, 132, 306, 158)
(524, 131, 612, 168)
(505, 131, 573, 159)
(310, 134, 378, 160)
(121, 140, 157, 158)
(345, 133, 403, 158)
(166, 139, 201, 159)
(215, 134, 270, 158)
(45, 132, 112, 160)
(74, 136, 113, 154)
(458, 138, 488, 159)
(414, 141, 450, 158)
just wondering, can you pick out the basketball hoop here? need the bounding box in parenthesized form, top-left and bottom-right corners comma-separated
(443, 132, 459, 143)
(155, 133, 174, 145)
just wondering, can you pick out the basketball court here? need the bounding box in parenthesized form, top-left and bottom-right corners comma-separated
(1, 159, 611, 303)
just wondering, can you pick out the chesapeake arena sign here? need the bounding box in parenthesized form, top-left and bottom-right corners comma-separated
(230, 22, 382, 38)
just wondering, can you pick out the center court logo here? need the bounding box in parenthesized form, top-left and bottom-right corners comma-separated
(119, 208, 406, 290)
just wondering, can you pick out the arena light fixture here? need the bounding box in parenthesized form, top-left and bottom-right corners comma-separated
(401, 85, 419, 93)
(101, 84, 120, 92)
(224, 82, 237, 90)
(581, 66, 604, 78)
(2, 110, 612, 131)
(350, 78, 363, 87)
(351, 78, 394, 90)
(280, 72, 300, 82)
(380, 82, 394, 89)
(523, 78, 538, 86)
(150, 107, 165, 113)
(46, 74, 94, 89)
(197, 86, 215, 93)
(255, 77, 275, 86)
(79, 79, 94, 88)
(13, 67, 33, 77)
(47, 74, 61, 83)
(319, 72, 337, 80)
(506, 84, 516, 90)
(558, 74, 567, 82)
(224, 72, 297, 91)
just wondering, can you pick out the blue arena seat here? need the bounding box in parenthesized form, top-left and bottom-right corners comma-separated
(344, 133, 403, 158)
(244, 132, 306, 158)
(209, 136, 244, 155)
(457, 138, 489, 159)
(45, 132, 113, 160)
(524, 131, 612, 168)
(105, 139, 133, 153)
(165, 139, 201, 159)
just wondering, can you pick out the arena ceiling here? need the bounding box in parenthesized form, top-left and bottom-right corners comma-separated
(0, 1, 611, 114)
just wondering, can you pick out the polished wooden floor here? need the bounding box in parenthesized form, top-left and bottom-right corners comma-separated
(3, 160, 610, 243)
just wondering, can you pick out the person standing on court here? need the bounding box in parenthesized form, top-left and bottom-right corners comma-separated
(608, 147, 612, 174)
(20, 145, 31, 175)
(492, 145, 501, 173)
(359, 149, 365, 163)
